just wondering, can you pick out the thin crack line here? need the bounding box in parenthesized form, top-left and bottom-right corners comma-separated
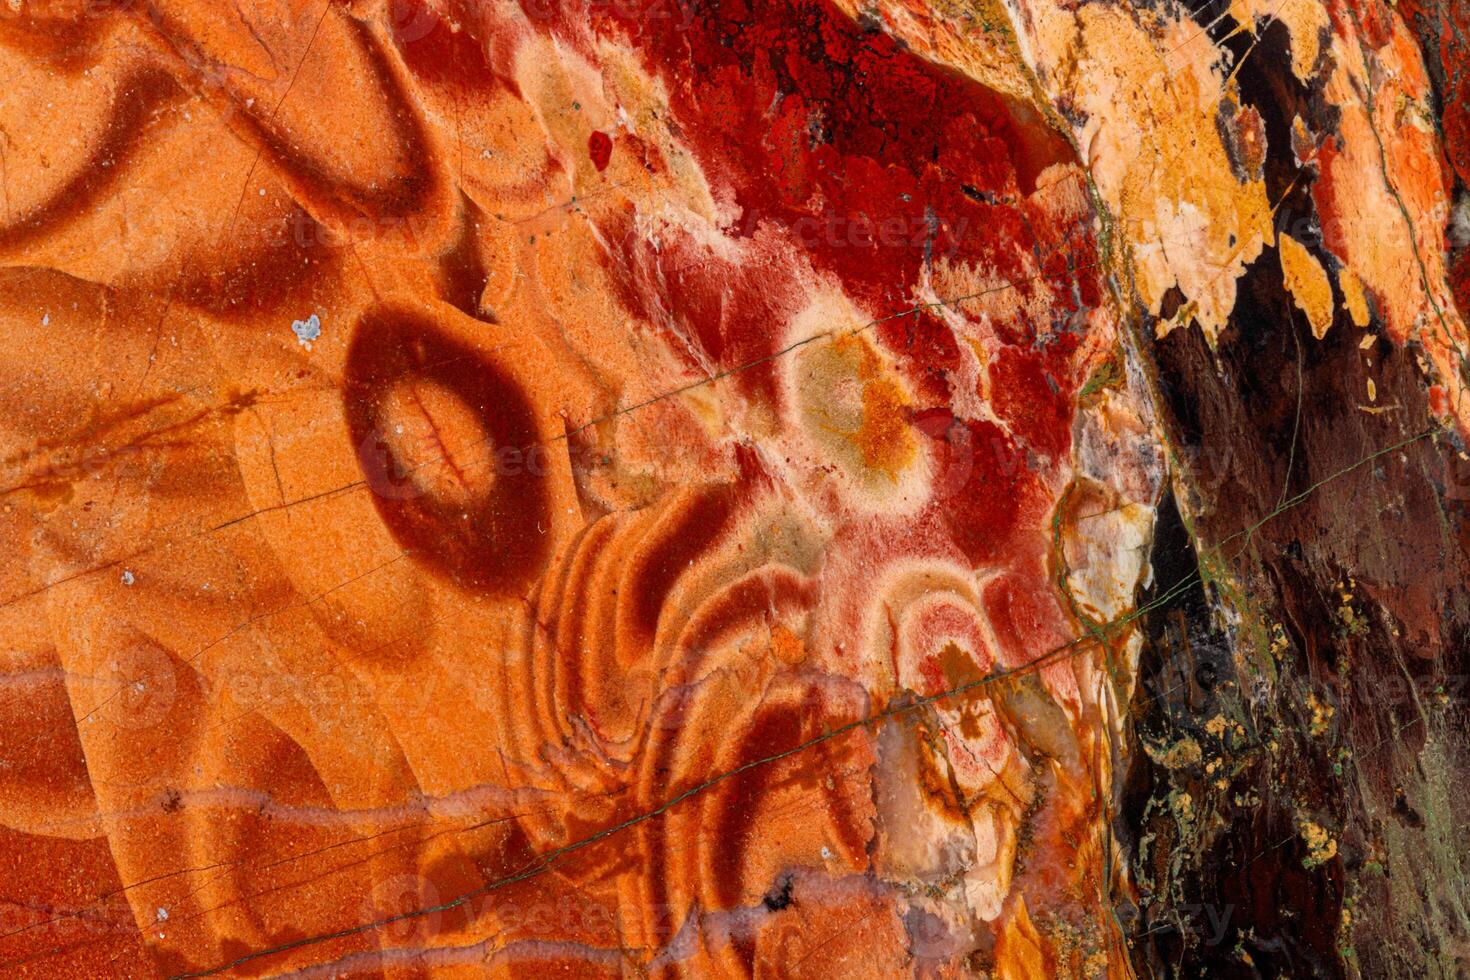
(164, 420, 1445, 979)
(6, 418, 1441, 976)
(0, 253, 1095, 617)
(204, 258, 1100, 535)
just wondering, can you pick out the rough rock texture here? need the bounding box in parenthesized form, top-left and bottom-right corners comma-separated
(0, 0, 1464, 976)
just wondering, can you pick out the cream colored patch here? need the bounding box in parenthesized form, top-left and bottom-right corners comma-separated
(594, 41, 728, 229)
(1068, 9, 1273, 343)
(827, 0, 1037, 105)
(1145, 735, 1203, 769)
(782, 292, 929, 512)
(514, 36, 724, 231)
(1279, 232, 1335, 339)
(1059, 481, 1154, 623)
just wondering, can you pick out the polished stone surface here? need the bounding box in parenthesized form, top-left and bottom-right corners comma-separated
(1, 0, 1468, 976)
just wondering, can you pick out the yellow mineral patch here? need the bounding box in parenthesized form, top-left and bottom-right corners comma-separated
(1269, 622, 1290, 659)
(857, 374, 914, 475)
(1280, 232, 1335, 339)
(1298, 817, 1338, 868)
(1233, 0, 1329, 82)
(1069, 7, 1273, 344)
(966, 336, 994, 403)
(788, 289, 927, 503)
(1307, 692, 1334, 736)
(838, 335, 917, 478)
(995, 896, 1048, 980)
(1175, 791, 1194, 819)
(1340, 266, 1372, 328)
(1145, 736, 1203, 770)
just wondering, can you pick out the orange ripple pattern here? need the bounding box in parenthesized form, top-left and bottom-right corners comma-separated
(0, 0, 1162, 976)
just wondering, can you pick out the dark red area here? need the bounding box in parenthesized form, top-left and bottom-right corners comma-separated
(983, 561, 1074, 666)
(629, 487, 736, 641)
(988, 347, 1074, 461)
(588, 130, 613, 171)
(574, 0, 1077, 312)
(393, 0, 1105, 580)
(342, 305, 552, 596)
(878, 311, 963, 402)
(1452, 250, 1470, 317)
(0, 827, 151, 974)
(575, 0, 1093, 566)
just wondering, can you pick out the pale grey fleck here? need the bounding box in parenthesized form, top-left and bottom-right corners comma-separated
(292, 313, 322, 347)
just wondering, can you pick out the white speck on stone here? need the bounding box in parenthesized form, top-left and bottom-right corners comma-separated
(41, 313, 49, 326)
(156, 907, 168, 922)
(1450, 191, 1470, 249)
(291, 313, 321, 347)
(821, 846, 832, 859)
(257, 188, 266, 196)
(120, 570, 135, 586)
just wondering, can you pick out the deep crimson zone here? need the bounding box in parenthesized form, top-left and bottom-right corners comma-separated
(394, 0, 1106, 567)
(582, 0, 1097, 560)
(589, 0, 1076, 309)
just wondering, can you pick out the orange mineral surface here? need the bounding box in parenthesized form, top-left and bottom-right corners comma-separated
(0, 0, 1466, 976)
